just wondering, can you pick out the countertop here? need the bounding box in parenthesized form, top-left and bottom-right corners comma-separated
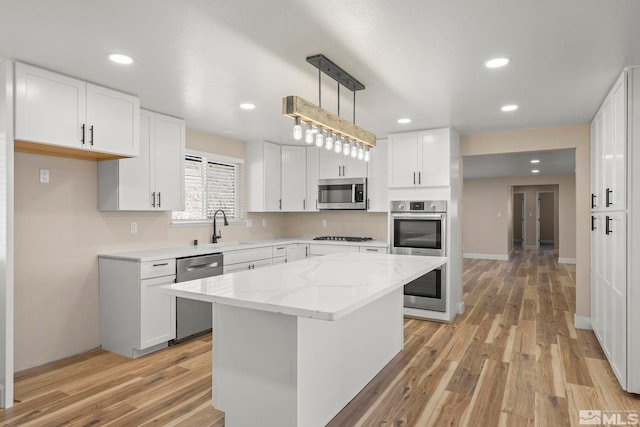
(161, 252, 446, 321)
(99, 238, 389, 262)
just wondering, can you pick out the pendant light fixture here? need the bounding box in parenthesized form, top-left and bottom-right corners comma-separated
(283, 54, 375, 161)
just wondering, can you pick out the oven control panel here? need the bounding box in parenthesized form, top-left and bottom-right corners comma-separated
(390, 200, 446, 213)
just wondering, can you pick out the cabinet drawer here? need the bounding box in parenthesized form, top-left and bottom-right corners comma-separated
(223, 257, 273, 273)
(141, 259, 176, 279)
(359, 246, 387, 254)
(309, 244, 359, 256)
(224, 247, 273, 265)
(272, 245, 287, 258)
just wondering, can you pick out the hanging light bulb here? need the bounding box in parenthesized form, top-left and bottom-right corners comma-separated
(315, 130, 324, 147)
(293, 117, 303, 141)
(304, 124, 314, 144)
(343, 140, 351, 156)
(334, 137, 342, 153)
(357, 145, 365, 160)
(364, 147, 371, 162)
(350, 143, 358, 158)
(325, 132, 334, 150)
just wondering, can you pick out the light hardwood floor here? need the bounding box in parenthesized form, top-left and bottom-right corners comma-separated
(2, 248, 639, 426)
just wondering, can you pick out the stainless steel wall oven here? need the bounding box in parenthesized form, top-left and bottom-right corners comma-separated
(390, 200, 447, 312)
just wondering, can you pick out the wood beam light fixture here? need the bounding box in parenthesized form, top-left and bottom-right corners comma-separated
(283, 55, 375, 161)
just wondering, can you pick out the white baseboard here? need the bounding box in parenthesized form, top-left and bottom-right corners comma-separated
(463, 253, 508, 261)
(574, 314, 592, 330)
(558, 258, 576, 264)
(458, 302, 465, 314)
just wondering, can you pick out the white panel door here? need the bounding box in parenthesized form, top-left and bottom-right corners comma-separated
(590, 114, 603, 210)
(263, 142, 282, 211)
(297, 244, 310, 260)
(86, 83, 139, 157)
(367, 138, 388, 212)
(608, 212, 627, 386)
(139, 276, 176, 349)
(611, 75, 627, 210)
(306, 147, 320, 211)
(154, 113, 185, 210)
(419, 129, 450, 187)
(117, 110, 153, 210)
(281, 146, 307, 211)
(319, 149, 344, 179)
(15, 62, 86, 148)
(602, 95, 615, 209)
(389, 132, 419, 187)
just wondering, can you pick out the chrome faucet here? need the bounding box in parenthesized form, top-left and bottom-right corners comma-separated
(212, 209, 229, 243)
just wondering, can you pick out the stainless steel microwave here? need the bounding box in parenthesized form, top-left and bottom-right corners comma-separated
(318, 177, 367, 210)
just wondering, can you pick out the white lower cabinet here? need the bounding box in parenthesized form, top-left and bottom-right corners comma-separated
(223, 246, 274, 273)
(140, 275, 177, 349)
(309, 244, 387, 257)
(99, 257, 176, 358)
(286, 243, 310, 262)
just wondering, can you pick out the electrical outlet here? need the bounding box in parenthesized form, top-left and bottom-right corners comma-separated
(497, 211, 502, 217)
(262, 218, 267, 227)
(322, 219, 327, 228)
(130, 222, 138, 233)
(39, 169, 49, 183)
(246, 219, 253, 228)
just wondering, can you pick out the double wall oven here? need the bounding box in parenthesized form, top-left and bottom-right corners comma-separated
(390, 200, 447, 312)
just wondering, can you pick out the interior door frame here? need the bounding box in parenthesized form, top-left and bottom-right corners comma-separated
(536, 190, 554, 249)
(514, 191, 526, 248)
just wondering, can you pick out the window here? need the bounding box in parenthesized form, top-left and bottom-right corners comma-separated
(172, 151, 244, 222)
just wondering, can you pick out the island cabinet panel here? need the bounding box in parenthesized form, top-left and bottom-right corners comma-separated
(15, 62, 139, 158)
(212, 288, 403, 427)
(223, 246, 274, 273)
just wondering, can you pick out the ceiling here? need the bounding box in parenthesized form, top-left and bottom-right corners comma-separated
(1, 0, 639, 148)
(463, 149, 575, 179)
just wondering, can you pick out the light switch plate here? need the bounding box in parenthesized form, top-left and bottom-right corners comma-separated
(39, 169, 49, 183)
(130, 222, 138, 233)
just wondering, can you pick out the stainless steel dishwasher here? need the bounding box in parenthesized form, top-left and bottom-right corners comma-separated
(175, 253, 223, 341)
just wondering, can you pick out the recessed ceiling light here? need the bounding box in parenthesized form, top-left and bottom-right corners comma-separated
(484, 57, 510, 68)
(108, 53, 133, 65)
(397, 118, 412, 124)
(239, 103, 256, 110)
(530, 159, 540, 164)
(532, 169, 540, 174)
(501, 104, 519, 112)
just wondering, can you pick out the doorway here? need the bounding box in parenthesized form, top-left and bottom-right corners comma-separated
(536, 191, 555, 250)
(513, 192, 525, 249)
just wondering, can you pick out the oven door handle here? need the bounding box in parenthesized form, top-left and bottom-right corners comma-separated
(392, 213, 445, 220)
(352, 185, 356, 203)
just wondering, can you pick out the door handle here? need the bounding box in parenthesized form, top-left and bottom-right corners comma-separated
(81, 124, 86, 145)
(605, 215, 612, 235)
(591, 194, 596, 209)
(418, 171, 421, 185)
(352, 185, 356, 203)
(303, 199, 306, 210)
(89, 125, 94, 146)
(606, 188, 612, 207)
(413, 172, 416, 185)
(158, 192, 161, 208)
(591, 216, 596, 231)
(151, 192, 156, 207)
(186, 262, 219, 271)
(279, 199, 282, 210)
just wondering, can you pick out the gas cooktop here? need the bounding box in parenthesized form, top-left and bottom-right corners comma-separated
(313, 236, 374, 242)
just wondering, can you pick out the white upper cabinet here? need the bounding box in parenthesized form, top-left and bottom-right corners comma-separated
(281, 146, 307, 211)
(319, 149, 368, 179)
(389, 128, 452, 188)
(264, 142, 282, 211)
(15, 62, 139, 157)
(306, 147, 320, 211)
(367, 138, 388, 212)
(592, 72, 626, 211)
(98, 109, 185, 211)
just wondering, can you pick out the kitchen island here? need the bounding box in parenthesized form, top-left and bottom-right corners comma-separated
(162, 252, 446, 427)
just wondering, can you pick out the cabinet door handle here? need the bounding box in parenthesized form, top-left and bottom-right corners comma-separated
(606, 188, 612, 207)
(279, 199, 282, 210)
(605, 215, 612, 235)
(153, 262, 169, 267)
(413, 172, 416, 185)
(305, 246, 308, 257)
(591, 216, 596, 231)
(316, 199, 318, 210)
(158, 192, 161, 208)
(89, 125, 94, 146)
(151, 192, 156, 207)
(303, 199, 306, 210)
(338, 165, 341, 177)
(591, 194, 596, 209)
(81, 124, 86, 145)
(418, 171, 421, 184)
(365, 248, 377, 252)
